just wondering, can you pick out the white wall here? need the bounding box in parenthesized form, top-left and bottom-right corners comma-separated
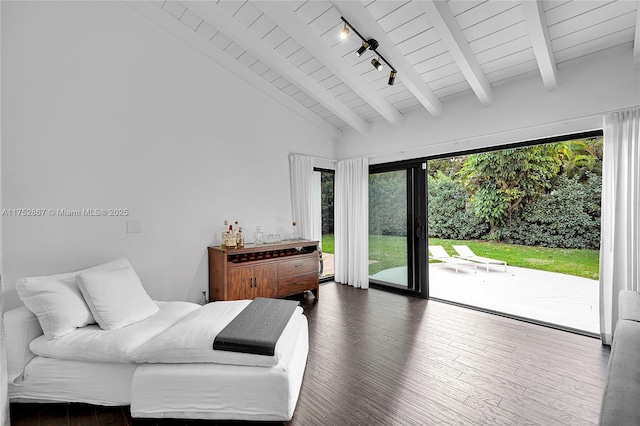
(339, 48, 640, 163)
(1, 1, 336, 309)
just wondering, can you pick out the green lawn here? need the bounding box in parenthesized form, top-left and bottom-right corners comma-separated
(322, 234, 600, 280)
(429, 238, 599, 280)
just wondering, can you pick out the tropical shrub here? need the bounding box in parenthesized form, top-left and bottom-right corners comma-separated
(499, 172, 601, 249)
(428, 172, 488, 239)
(369, 171, 407, 236)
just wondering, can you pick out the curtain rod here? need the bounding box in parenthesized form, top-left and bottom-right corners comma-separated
(290, 154, 337, 163)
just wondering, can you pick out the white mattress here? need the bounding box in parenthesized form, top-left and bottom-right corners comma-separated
(130, 315, 309, 421)
(9, 356, 137, 406)
(131, 300, 305, 367)
(29, 301, 200, 363)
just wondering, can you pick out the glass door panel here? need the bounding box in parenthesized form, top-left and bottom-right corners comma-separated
(368, 170, 409, 287)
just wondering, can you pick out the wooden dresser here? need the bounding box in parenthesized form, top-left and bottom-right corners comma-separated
(208, 240, 319, 301)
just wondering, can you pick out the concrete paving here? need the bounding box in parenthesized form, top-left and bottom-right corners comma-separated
(370, 263, 599, 334)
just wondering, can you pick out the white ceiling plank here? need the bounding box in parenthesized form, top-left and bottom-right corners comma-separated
(248, 14, 277, 39)
(233, 2, 263, 28)
(419, 0, 493, 106)
(257, 1, 402, 126)
(332, 0, 443, 117)
(295, 1, 333, 25)
(161, 1, 187, 20)
(185, 1, 369, 135)
(122, 1, 340, 139)
(455, 2, 519, 31)
(468, 21, 529, 55)
(522, 0, 558, 90)
(545, 0, 611, 27)
(551, 12, 636, 53)
(463, 7, 526, 44)
(547, 1, 637, 41)
(634, 4, 640, 64)
(365, 1, 409, 21)
(555, 28, 635, 65)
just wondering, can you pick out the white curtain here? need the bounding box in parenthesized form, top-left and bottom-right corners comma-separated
(599, 107, 640, 344)
(335, 157, 369, 288)
(0, 275, 7, 424)
(289, 154, 314, 240)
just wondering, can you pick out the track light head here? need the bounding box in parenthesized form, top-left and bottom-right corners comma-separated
(340, 23, 349, 40)
(371, 57, 383, 71)
(355, 39, 378, 57)
(356, 41, 369, 57)
(388, 70, 397, 85)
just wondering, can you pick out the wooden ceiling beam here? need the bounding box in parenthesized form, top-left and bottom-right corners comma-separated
(521, 0, 558, 90)
(419, 0, 493, 106)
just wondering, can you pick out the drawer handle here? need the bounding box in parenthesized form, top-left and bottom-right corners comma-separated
(295, 281, 305, 285)
(294, 264, 302, 268)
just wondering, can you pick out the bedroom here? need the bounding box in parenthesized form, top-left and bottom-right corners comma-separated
(1, 0, 639, 424)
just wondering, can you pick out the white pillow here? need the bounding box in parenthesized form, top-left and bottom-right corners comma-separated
(16, 258, 130, 339)
(78, 264, 159, 330)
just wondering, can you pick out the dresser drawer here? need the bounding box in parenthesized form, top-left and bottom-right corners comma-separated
(278, 272, 318, 297)
(277, 256, 317, 278)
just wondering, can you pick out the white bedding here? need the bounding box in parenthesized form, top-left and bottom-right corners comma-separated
(130, 300, 305, 367)
(29, 301, 200, 363)
(9, 357, 137, 406)
(29, 299, 304, 368)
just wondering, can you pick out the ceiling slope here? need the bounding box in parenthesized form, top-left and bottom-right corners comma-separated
(121, 0, 639, 138)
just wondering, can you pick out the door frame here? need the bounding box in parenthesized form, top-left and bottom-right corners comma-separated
(369, 159, 428, 298)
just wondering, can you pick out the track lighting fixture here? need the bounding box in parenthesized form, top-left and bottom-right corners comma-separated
(340, 22, 349, 40)
(356, 41, 369, 57)
(388, 70, 397, 86)
(371, 56, 383, 71)
(339, 16, 398, 86)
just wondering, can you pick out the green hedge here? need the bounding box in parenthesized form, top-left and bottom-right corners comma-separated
(499, 172, 601, 249)
(428, 173, 488, 240)
(427, 171, 601, 250)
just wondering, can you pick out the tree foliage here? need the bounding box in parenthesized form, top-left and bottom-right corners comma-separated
(427, 155, 466, 179)
(458, 145, 561, 234)
(369, 171, 407, 236)
(321, 172, 334, 234)
(360, 137, 603, 250)
(557, 138, 603, 181)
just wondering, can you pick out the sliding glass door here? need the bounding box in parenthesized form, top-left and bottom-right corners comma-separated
(368, 161, 427, 297)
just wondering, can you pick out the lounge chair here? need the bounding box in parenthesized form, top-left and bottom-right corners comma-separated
(428, 245, 476, 273)
(452, 245, 507, 272)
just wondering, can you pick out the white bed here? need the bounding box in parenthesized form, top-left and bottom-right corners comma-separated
(10, 357, 137, 406)
(131, 318, 308, 420)
(6, 258, 309, 421)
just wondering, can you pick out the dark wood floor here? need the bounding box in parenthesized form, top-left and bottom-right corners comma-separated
(11, 282, 610, 425)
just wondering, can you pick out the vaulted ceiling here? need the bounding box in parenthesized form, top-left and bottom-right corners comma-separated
(126, 1, 640, 139)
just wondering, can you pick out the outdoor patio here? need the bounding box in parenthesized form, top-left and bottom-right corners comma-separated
(370, 263, 599, 334)
(322, 252, 599, 334)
